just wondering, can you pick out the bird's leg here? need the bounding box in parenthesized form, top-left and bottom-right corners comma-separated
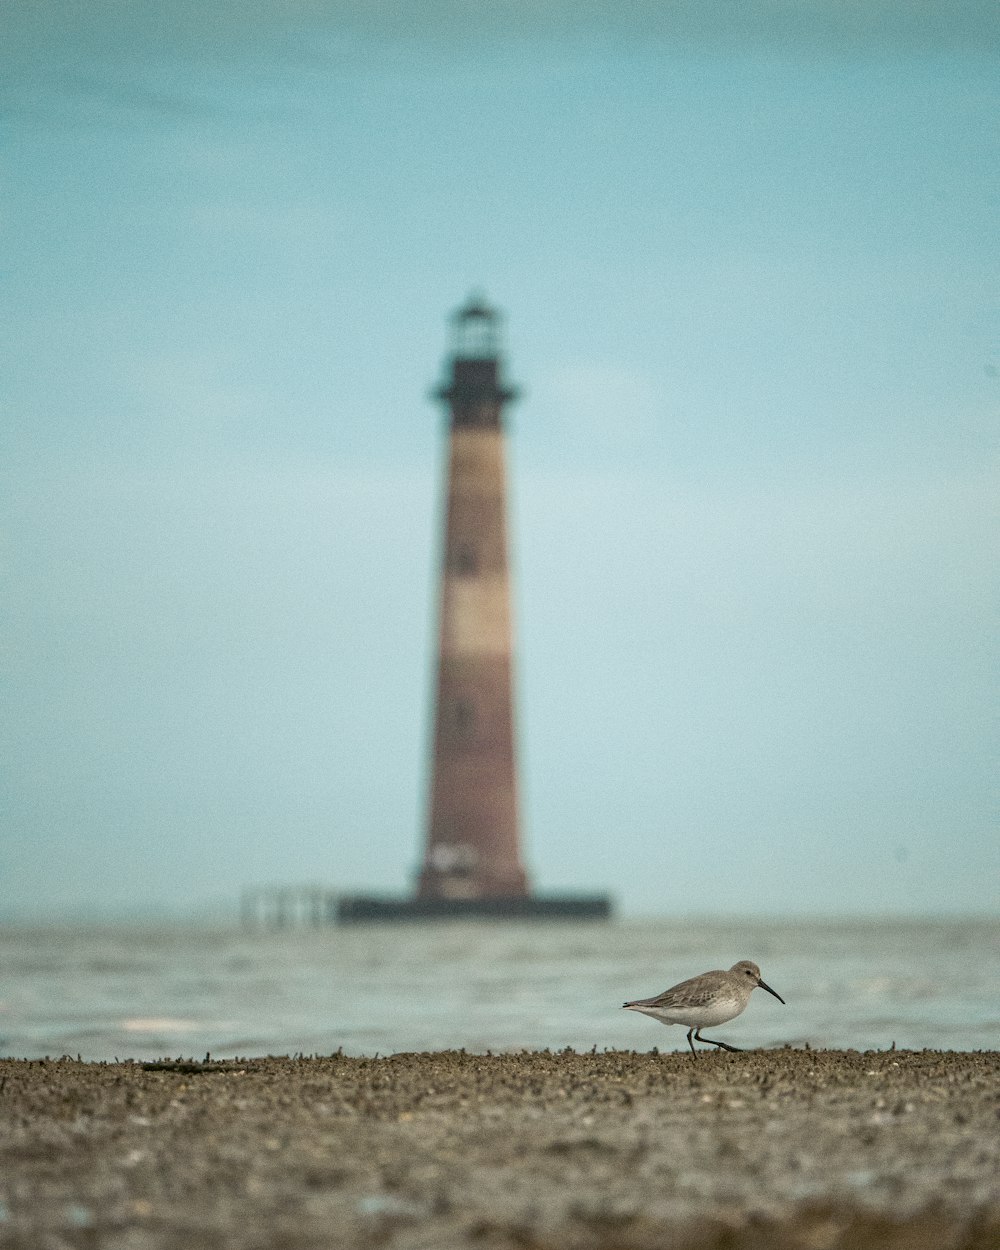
(686, 1028, 699, 1057)
(693, 1029, 741, 1053)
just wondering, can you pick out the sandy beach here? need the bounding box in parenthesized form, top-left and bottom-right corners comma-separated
(1, 1048, 998, 1248)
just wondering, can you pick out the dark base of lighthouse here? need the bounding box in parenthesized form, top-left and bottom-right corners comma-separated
(335, 893, 613, 925)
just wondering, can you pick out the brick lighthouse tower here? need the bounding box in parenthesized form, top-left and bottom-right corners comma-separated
(418, 294, 529, 901)
(334, 298, 610, 923)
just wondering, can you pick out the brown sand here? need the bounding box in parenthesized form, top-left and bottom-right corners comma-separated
(1, 1049, 998, 1248)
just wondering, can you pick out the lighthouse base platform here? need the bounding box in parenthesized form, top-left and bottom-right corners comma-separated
(335, 893, 612, 925)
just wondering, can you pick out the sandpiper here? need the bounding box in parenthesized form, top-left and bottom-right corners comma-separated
(623, 960, 785, 1056)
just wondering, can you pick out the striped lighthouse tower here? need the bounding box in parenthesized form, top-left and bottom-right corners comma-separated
(417, 295, 530, 901)
(332, 298, 610, 923)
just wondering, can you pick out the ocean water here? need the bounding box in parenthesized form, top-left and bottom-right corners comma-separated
(0, 917, 996, 1062)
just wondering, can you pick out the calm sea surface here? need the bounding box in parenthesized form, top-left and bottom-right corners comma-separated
(1, 918, 996, 1061)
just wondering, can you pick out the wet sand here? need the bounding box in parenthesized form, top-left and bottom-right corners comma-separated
(1, 1049, 998, 1248)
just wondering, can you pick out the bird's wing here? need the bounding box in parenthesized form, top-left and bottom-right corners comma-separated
(647, 970, 727, 1009)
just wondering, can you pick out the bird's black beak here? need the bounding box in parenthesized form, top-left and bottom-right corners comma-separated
(758, 978, 785, 1005)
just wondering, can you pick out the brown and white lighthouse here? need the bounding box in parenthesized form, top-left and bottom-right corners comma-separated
(417, 295, 530, 901)
(332, 298, 610, 923)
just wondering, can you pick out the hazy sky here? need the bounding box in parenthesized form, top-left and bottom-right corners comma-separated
(3, 1, 997, 919)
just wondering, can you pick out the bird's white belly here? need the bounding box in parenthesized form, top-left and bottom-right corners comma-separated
(638, 996, 743, 1029)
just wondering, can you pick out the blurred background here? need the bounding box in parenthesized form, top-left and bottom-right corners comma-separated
(3, 0, 998, 926)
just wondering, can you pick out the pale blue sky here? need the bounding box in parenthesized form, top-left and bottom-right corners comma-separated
(2, 1, 997, 919)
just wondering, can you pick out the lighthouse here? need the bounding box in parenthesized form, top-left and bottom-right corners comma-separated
(418, 295, 529, 900)
(334, 298, 611, 923)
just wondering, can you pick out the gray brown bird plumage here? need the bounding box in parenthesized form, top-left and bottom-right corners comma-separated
(623, 960, 785, 1055)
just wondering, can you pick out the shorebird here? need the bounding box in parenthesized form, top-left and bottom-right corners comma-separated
(623, 960, 785, 1056)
